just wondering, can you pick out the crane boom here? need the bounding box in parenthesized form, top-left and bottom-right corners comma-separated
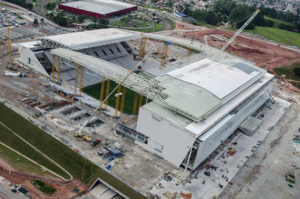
(221, 9, 260, 51)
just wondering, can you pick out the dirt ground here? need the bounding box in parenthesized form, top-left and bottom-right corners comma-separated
(183, 29, 300, 72)
(0, 160, 85, 199)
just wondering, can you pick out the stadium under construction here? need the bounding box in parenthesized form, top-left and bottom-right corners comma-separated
(17, 28, 274, 171)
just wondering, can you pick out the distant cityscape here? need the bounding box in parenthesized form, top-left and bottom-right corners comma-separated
(125, 0, 300, 15)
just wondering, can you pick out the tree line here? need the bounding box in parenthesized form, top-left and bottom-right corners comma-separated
(182, 0, 300, 32)
(4, 0, 33, 10)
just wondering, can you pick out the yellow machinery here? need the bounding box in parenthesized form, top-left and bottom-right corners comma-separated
(138, 95, 143, 113)
(138, 37, 147, 59)
(132, 93, 138, 114)
(74, 133, 83, 138)
(160, 41, 170, 68)
(74, 133, 91, 142)
(80, 66, 84, 96)
(104, 79, 110, 110)
(82, 135, 91, 142)
(51, 55, 56, 82)
(6, 9, 12, 69)
(57, 56, 61, 81)
(99, 77, 106, 107)
(74, 63, 79, 96)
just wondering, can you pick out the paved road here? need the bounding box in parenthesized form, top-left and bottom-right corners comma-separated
(0, 183, 27, 199)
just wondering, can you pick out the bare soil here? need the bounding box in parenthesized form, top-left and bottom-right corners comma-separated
(0, 159, 85, 199)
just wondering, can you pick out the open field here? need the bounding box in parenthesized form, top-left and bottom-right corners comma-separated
(247, 26, 300, 48)
(137, 22, 164, 32)
(0, 143, 51, 176)
(83, 80, 148, 114)
(274, 62, 300, 88)
(264, 16, 295, 28)
(0, 103, 145, 198)
(225, 16, 299, 48)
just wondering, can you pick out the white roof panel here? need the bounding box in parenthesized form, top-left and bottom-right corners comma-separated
(167, 58, 260, 99)
(61, 0, 136, 15)
(185, 73, 274, 137)
(41, 28, 139, 50)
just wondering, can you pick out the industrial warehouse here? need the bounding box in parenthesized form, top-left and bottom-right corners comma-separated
(58, 0, 138, 18)
(17, 28, 274, 172)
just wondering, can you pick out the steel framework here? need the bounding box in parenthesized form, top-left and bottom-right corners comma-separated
(51, 48, 168, 102)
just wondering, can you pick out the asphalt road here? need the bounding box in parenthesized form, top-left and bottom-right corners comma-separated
(0, 183, 27, 199)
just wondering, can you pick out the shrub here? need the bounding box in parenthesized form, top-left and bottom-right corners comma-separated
(293, 67, 300, 77)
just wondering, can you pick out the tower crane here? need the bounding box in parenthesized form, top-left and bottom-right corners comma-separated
(6, 8, 13, 70)
(221, 9, 260, 51)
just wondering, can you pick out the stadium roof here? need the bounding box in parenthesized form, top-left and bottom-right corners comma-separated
(60, 0, 136, 15)
(40, 28, 139, 50)
(143, 58, 272, 136)
(167, 58, 260, 99)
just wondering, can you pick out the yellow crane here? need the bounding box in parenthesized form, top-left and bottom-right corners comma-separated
(6, 9, 13, 70)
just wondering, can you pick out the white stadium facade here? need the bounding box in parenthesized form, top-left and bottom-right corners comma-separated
(17, 28, 274, 170)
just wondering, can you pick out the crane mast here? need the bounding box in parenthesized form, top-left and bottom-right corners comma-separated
(221, 9, 260, 51)
(6, 9, 12, 69)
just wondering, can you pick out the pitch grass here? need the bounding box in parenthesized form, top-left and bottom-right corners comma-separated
(274, 62, 300, 88)
(0, 103, 145, 199)
(83, 80, 148, 114)
(0, 143, 51, 176)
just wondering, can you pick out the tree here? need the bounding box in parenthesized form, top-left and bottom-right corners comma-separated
(229, 4, 256, 29)
(294, 67, 300, 77)
(214, 0, 236, 16)
(53, 13, 68, 26)
(78, 15, 86, 23)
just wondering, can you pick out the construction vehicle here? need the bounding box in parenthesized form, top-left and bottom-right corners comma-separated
(82, 135, 91, 142)
(91, 139, 101, 146)
(227, 147, 236, 156)
(74, 133, 83, 138)
(105, 146, 122, 157)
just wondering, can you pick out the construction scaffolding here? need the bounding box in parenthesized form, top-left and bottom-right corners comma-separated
(51, 48, 213, 122)
(51, 48, 167, 102)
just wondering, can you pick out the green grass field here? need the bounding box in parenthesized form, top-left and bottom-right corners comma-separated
(247, 26, 300, 48)
(226, 16, 300, 48)
(0, 103, 145, 199)
(0, 123, 70, 179)
(274, 62, 300, 88)
(264, 16, 294, 28)
(110, 17, 165, 32)
(0, 143, 52, 176)
(111, 19, 148, 28)
(83, 80, 148, 114)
